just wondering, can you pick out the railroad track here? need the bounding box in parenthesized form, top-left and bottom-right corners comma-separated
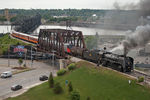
(127, 69, 150, 84)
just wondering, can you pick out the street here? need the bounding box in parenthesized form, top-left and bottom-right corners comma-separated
(0, 58, 58, 99)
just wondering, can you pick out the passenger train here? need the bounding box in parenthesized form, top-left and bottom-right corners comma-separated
(11, 31, 38, 44)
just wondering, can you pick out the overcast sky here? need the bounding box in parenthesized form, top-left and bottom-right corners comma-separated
(0, 0, 140, 9)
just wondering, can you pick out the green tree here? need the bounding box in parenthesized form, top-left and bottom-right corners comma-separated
(18, 58, 23, 67)
(48, 72, 54, 88)
(0, 16, 7, 21)
(53, 82, 63, 94)
(85, 33, 99, 49)
(68, 81, 73, 92)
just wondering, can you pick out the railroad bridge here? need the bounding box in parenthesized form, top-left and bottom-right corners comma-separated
(37, 29, 86, 58)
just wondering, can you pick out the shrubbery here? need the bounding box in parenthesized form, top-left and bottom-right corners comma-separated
(68, 63, 76, 70)
(68, 81, 73, 92)
(18, 58, 23, 67)
(70, 90, 80, 100)
(48, 72, 54, 88)
(138, 76, 144, 83)
(57, 69, 66, 76)
(53, 82, 63, 94)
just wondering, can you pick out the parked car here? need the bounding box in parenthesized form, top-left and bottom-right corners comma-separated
(39, 75, 48, 81)
(1, 71, 12, 78)
(11, 85, 22, 91)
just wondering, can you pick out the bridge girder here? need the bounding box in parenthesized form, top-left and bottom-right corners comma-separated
(37, 29, 86, 58)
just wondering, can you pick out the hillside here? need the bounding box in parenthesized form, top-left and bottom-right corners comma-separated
(7, 61, 150, 100)
(0, 34, 29, 55)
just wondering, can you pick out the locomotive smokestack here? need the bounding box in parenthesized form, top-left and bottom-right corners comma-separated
(124, 46, 127, 57)
(123, 46, 127, 72)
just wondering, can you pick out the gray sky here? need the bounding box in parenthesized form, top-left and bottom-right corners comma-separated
(0, 0, 140, 9)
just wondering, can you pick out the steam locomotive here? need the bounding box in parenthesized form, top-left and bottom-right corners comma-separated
(64, 44, 134, 72)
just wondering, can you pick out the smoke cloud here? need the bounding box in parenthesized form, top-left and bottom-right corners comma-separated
(111, 25, 150, 54)
(113, 1, 138, 10)
(110, 0, 150, 54)
(113, 0, 150, 17)
(139, 0, 150, 17)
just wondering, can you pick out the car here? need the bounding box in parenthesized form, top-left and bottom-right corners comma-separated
(11, 85, 22, 91)
(1, 71, 12, 78)
(39, 75, 48, 81)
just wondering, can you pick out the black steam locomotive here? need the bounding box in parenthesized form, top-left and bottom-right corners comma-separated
(64, 44, 134, 72)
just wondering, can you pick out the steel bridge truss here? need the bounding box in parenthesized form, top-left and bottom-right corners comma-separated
(37, 29, 86, 58)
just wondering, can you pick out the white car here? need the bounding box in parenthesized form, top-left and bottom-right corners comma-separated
(0, 71, 12, 78)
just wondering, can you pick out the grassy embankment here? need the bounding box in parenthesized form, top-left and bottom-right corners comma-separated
(0, 33, 29, 55)
(7, 61, 150, 100)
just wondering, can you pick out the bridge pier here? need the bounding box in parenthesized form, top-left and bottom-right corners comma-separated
(59, 59, 66, 69)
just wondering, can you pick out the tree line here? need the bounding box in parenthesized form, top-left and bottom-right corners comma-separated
(0, 9, 107, 22)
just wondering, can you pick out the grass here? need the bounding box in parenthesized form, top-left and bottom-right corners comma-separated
(7, 61, 150, 100)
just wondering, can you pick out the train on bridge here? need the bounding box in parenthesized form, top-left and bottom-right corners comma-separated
(11, 30, 134, 72)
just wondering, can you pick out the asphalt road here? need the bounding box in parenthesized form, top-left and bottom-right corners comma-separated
(0, 58, 58, 99)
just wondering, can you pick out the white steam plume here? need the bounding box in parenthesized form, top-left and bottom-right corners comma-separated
(111, 25, 150, 54)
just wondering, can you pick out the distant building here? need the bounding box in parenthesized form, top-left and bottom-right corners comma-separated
(92, 14, 97, 17)
(0, 8, 16, 22)
(53, 15, 68, 18)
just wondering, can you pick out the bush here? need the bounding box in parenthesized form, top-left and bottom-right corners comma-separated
(57, 69, 66, 76)
(68, 81, 73, 92)
(48, 72, 54, 88)
(68, 63, 76, 70)
(70, 90, 80, 100)
(138, 76, 144, 83)
(23, 64, 26, 67)
(18, 58, 23, 67)
(53, 82, 63, 94)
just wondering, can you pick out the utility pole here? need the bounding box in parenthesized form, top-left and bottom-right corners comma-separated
(51, 50, 55, 67)
(24, 48, 27, 67)
(31, 46, 33, 68)
(8, 44, 10, 67)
